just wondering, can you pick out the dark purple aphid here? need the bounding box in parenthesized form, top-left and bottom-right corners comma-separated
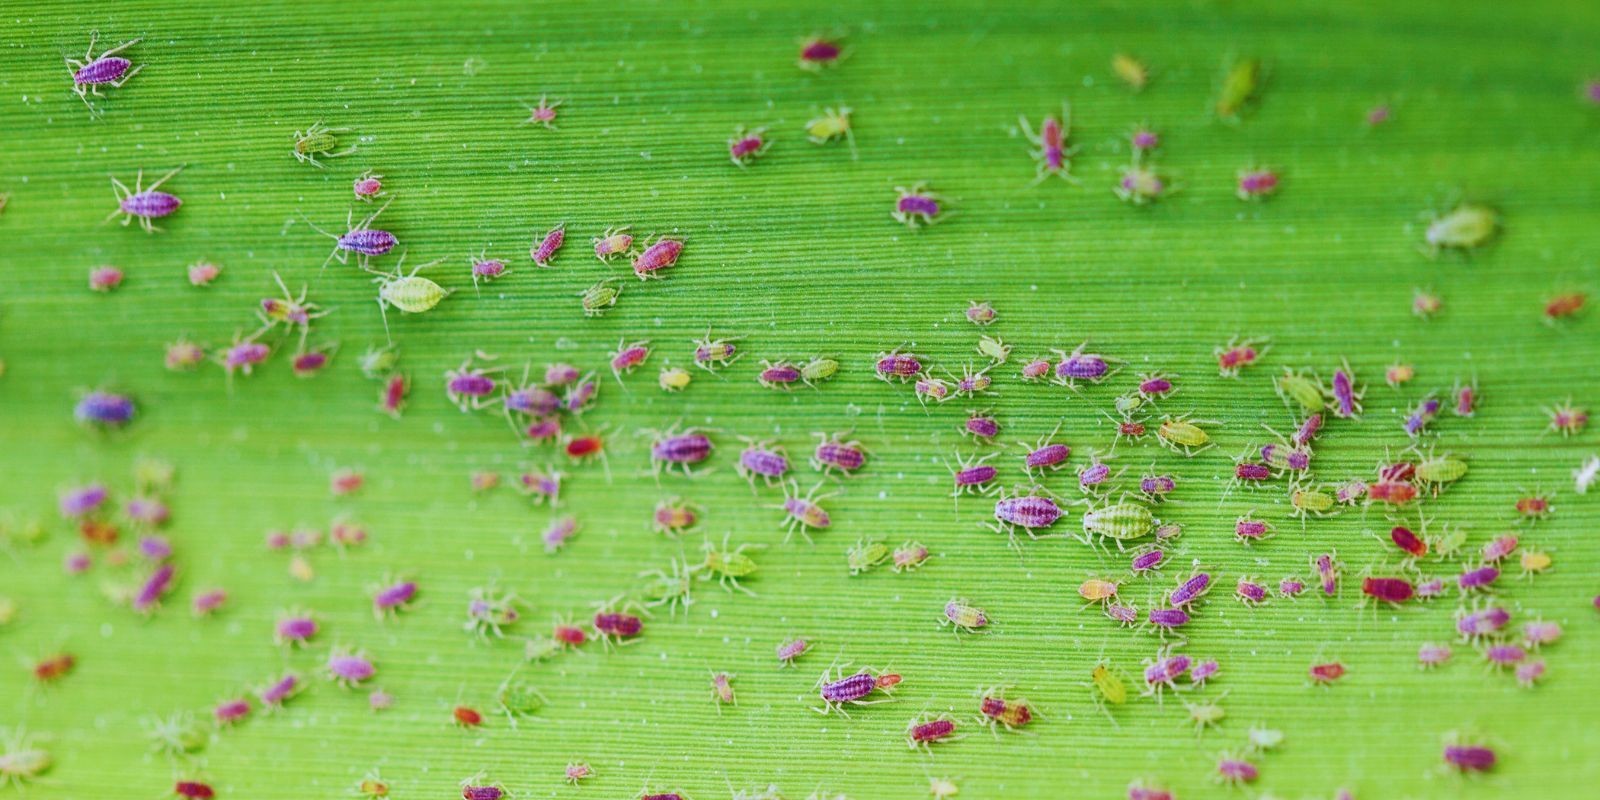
(1235, 578, 1267, 605)
(965, 412, 1000, 439)
(1025, 443, 1071, 472)
(1147, 607, 1189, 629)
(132, 563, 175, 613)
(952, 462, 998, 492)
(1293, 412, 1323, 447)
(75, 390, 135, 428)
(1130, 549, 1164, 573)
(813, 433, 867, 475)
(108, 166, 183, 233)
(798, 36, 844, 70)
(873, 346, 923, 382)
(820, 671, 877, 703)
(66, 32, 143, 111)
(302, 197, 397, 269)
(1458, 564, 1500, 593)
(891, 183, 942, 229)
(1169, 572, 1211, 606)
(758, 359, 803, 389)
(1443, 742, 1496, 773)
(531, 223, 565, 267)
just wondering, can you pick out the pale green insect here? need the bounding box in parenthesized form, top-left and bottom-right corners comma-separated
(1156, 415, 1216, 457)
(806, 106, 856, 158)
(0, 728, 51, 788)
(367, 252, 450, 339)
(495, 676, 547, 728)
(800, 356, 840, 387)
(1275, 369, 1328, 414)
(976, 334, 1011, 364)
(846, 538, 891, 575)
(1184, 693, 1227, 731)
(1115, 392, 1144, 415)
(1432, 522, 1469, 558)
(697, 534, 759, 595)
(579, 277, 623, 317)
(1215, 57, 1262, 121)
(1087, 659, 1129, 719)
(145, 712, 209, 757)
(1415, 451, 1469, 489)
(291, 121, 357, 167)
(1247, 724, 1285, 753)
(1080, 499, 1156, 546)
(357, 343, 400, 379)
(638, 557, 695, 617)
(1425, 204, 1497, 256)
(523, 634, 562, 662)
(1290, 482, 1337, 525)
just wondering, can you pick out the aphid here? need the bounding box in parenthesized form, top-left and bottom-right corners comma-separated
(1514, 659, 1546, 688)
(1235, 577, 1268, 605)
(1168, 570, 1213, 607)
(564, 763, 593, 785)
(1214, 336, 1267, 377)
(372, 579, 418, 619)
(563, 429, 611, 477)
(1289, 480, 1338, 522)
(1185, 693, 1228, 731)
(526, 222, 566, 267)
(1156, 414, 1216, 457)
(1129, 126, 1161, 154)
(1408, 291, 1451, 327)
(256, 271, 328, 347)
(1457, 564, 1501, 594)
(1389, 524, 1430, 562)
(542, 515, 580, 553)
(778, 482, 834, 543)
(1145, 607, 1190, 638)
(950, 363, 993, 398)
(798, 35, 845, 70)
(132, 563, 176, 614)
(1138, 471, 1177, 503)
(1104, 603, 1138, 628)
(452, 705, 486, 728)
(107, 166, 183, 233)
(1522, 619, 1562, 648)
(1052, 342, 1121, 388)
(467, 251, 510, 293)
(257, 673, 301, 708)
(1130, 548, 1164, 575)
(1519, 549, 1552, 579)
(1114, 161, 1170, 205)
(1020, 102, 1078, 184)
(975, 686, 1036, 734)
(590, 595, 647, 649)
(87, 264, 124, 292)
(1308, 661, 1346, 685)
(520, 94, 562, 129)
(792, 356, 840, 388)
(966, 301, 998, 326)
(1313, 552, 1341, 596)
(653, 366, 691, 392)
(173, 781, 216, 799)
(1191, 659, 1221, 687)
(378, 373, 409, 419)
(776, 637, 811, 667)
(464, 586, 521, 639)
(353, 170, 385, 201)
(646, 425, 714, 477)
(1215, 755, 1259, 785)
(892, 183, 943, 229)
(805, 106, 856, 159)
(74, 389, 136, 429)
(1481, 533, 1518, 563)
(915, 376, 953, 406)
(357, 344, 400, 379)
(326, 647, 377, 687)
(1386, 362, 1416, 387)
(874, 345, 923, 382)
(1545, 400, 1589, 437)
(212, 697, 250, 726)
(964, 411, 1001, 441)
(949, 452, 999, 498)
(1112, 53, 1149, 91)
(356, 770, 390, 798)
(1279, 577, 1306, 598)
(1483, 642, 1528, 670)
(1545, 291, 1588, 321)
(702, 670, 737, 711)
(1417, 642, 1453, 669)
(1361, 576, 1415, 605)
(1514, 491, 1554, 522)
(812, 432, 868, 477)
(1141, 649, 1191, 701)
(274, 611, 319, 647)
(757, 359, 803, 390)
(33, 653, 75, 683)
(1367, 479, 1418, 506)
(941, 598, 990, 635)
(1577, 454, 1600, 495)
(292, 121, 357, 166)
(631, 235, 685, 279)
(905, 713, 960, 751)
(1236, 166, 1279, 200)
(731, 438, 789, 489)
(65, 32, 143, 112)
(1456, 604, 1511, 640)
(445, 353, 501, 412)
(1215, 56, 1263, 121)
(564, 375, 600, 414)
(892, 541, 930, 572)
(291, 345, 336, 378)
(813, 662, 899, 716)
(1019, 424, 1071, 475)
(1413, 448, 1469, 495)
(191, 589, 227, 617)
(605, 339, 652, 385)
(728, 125, 769, 167)
(697, 534, 761, 594)
(368, 252, 451, 338)
(1442, 735, 1496, 773)
(184, 260, 223, 287)
(1078, 576, 1121, 606)
(1424, 204, 1498, 257)
(989, 487, 1064, 548)
(1077, 449, 1119, 495)
(1275, 368, 1328, 414)
(1088, 659, 1129, 716)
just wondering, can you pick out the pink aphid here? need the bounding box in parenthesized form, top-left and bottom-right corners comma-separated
(1416, 577, 1447, 600)
(1279, 577, 1306, 598)
(216, 335, 270, 386)
(1515, 659, 1546, 687)
(779, 482, 834, 542)
(1453, 381, 1478, 417)
(517, 469, 562, 505)
(530, 223, 565, 267)
(1234, 515, 1273, 543)
(191, 588, 227, 617)
(545, 363, 581, 386)
(1136, 372, 1176, 398)
(258, 674, 300, 708)
(543, 516, 580, 553)
(798, 36, 844, 70)
(1130, 127, 1161, 153)
(565, 763, 593, 784)
(66, 32, 143, 109)
(521, 94, 562, 129)
(813, 433, 867, 475)
(1361, 576, 1414, 604)
(565, 376, 599, 414)
(1020, 358, 1053, 381)
(592, 227, 633, 262)
(214, 697, 250, 725)
(1021, 103, 1076, 182)
(1236, 167, 1280, 201)
(353, 170, 384, 200)
(165, 339, 206, 371)
(1105, 603, 1139, 627)
(1216, 757, 1259, 785)
(874, 346, 923, 382)
(1458, 564, 1501, 593)
(292, 348, 332, 378)
(303, 197, 397, 269)
(132, 563, 176, 614)
(1143, 652, 1191, 696)
(631, 236, 685, 279)
(1444, 743, 1496, 773)
(1522, 620, 1562, 648)
(88, 265, 124, 292)
(592, 609, 643, 644)
(1293, 412, 1324, 447)
(108, 166, 183, 233)
(372, 580, 418, 618)
(1418, 642, 1453, 668)
(1546, 401, 1589, 436)
(469, 253, 509, 291)
(776, 638, 810, 666)
(1366, 103, 1392, 125)
(330, 469, 364, 496)
(1147, 607, 1190, 631)
(1078, 458, 1113, 492)
(1335, 479, 1369, 505)
(728, 126, 769, 166)
(275, 615, 318, 647)
(1235, 578, 1268, 605)
(608, 339, 651, 383)
(1130, 549, 1164, 574)
(327, 649, 376, 686)
(1483, 643, 1526, 669)
(379, 373, 409, 418)
(1024, 442, 1071, 474)
(1169, 572, 1212, 607)
(1309, 661, 1346, 685)
(1457, 606, 1511, 639)
(891, 183, 942, 229)
(1314, 553, 1340, 596)
(63, 551, 92, 574)
(1234, 462, 1272, 484)
(965, 412, 1000, 440)
(1481, 534, 1518, 563)
(1190, 658, 1220, 686)
(1215, 337, 1265, 377)
(523, 416, 561, 442)
(446, 356, 500, 412)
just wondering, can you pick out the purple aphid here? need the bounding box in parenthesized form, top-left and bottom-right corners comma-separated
(1418, 642, 1453, 668)
(1235, 166, 1280, 201)
(258, 674, 300, 708)
(372, 580, 418, 618)
(1234, 515, 1273, 543)
(1416, 577, 1446, 600)
(757, 359, 803, 389)
(631, 236, 685, 279)
(1443, 742, 1496, 773)
(1331, 362, 1362, 418)
(218, 334, 271, 386)
(965, 411, 1000, 440)
(990, 490, 1063, 546)
(813, 433, 867, 475)
(1403, 395, 1441, 437)
(1216, 757, 1259, 785)
(545, 363, 580, 386)
(531, 223, 565, 267)
(1021, 103, 1076, 183)
(1279, 577, 1306, 598)
(1522, 620, 1562, 649)
(1335, 479, 1368, 505)
(1458, 564, 1501, 593)
(461, 782, 505, 800)
(446, 355, 500, 412)
(564, 375, 599, 413)
(649, 427, 714, 475)
(1515, 659, 1546, 687)
(75, 390, 136, 428)
(1078, 451, 1115, 493)
(275, 615, 318, 646)
(1169, 571, 1211, 606)
(873, 346, 923, 382)
(131, 563, 175, 613)
(327, 649, 376, 686)
(819, 671, 878, 704)
(728, 126, 769, 166)
(779, 482, 834, 542)
(108, 166, 183, 233)
(1136, 372, 1176, 398)
(891, 183, 942, 229)
(1235, 578, 1268, 605)
(949, 453, 999, 497)
(516, 469, 562, 505)
(59, 484, 109, 519)
(1130, 549, 1164, 574)
(302, 197, 397, 269)
(64, 551, 92, 574)
(1190, 659, 1220, 686)
(1142, 652, 1191, 697)
(1483, 643, 1526, 669)
(1147, 607, 1190, 631)
(192, 588, 227, 617)
(736, 438, 791, 487)
(66, 32, 143, 111)
(1457, 606, 1511, 640)
(137, 534, 172, 559)
(1139, 472, 1176, 501)
(1292, 412, 1323, 447)
(1021, 432, 1071, 474)
(1314, 553, 1340, 596)
(543, 516, 580, 553)
(1104, 603, 1139, 627)
(1051, 342, 1120, 388)
(776, 637, 810, 666)
(469, 253, 509, 291)
(504, 379, 561, 418)
(214, 698, 250, 725)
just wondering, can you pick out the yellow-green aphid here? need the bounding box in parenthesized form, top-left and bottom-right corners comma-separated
(1080, 499, 1156, 547)
(1115, 392, 1144, 416)
(291, 121, 356, 167)
(1424, 204, 1498, 257)
(579, 278, 622, 317)
(697, 534, 759, 595)
(658, 366, 692, 392)
(846, 538, 891, 575)
(495, 675, 548, 727)
(1115, 163, 1169, 205)
(1290, 482, 1337, 523)
(145, 712, 209, 756)
(0, 728, 51, 788)
(133, 456, 175, 493)
(1275, 369, 1328, 414)
(1432, 522, 1468, 559)
(976, 335, 1011, 364)
(0, 597, 16, 627)
(1112, 53, 1149, 91)
(800, 356, 840, 387)
(806, 106, 856, 159)
(1088, 660, 1129, 720)
(1519, 549, 1553, 578)
(0, 514, 43, 548)
(941, 598, 990, 634)
(1184, 692, 1227, 732)
(1215, 57, 1262, 121)
(368, 252, 449, 340)
(1156, 415, 1216, 457)
(638, 557, 695, 616)
(523, 634, 562, 662)
(1414, 450, 1469, 492)
(1247, 724, 1285, 753)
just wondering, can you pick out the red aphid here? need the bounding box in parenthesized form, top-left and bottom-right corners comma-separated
(34, 653, 76, 682)
(566, 434, 604, 460)
(453, 705, 485, 727)
(1390, 526, 1428, 558)
(173, 781, 215, 799)
(1545, 292, 1586, 320)
(1362, 576, 1414, 604)
(1367, 480, 1418, 506)
(379, 373, 408, 418)
(1309, 662, 1345, 684)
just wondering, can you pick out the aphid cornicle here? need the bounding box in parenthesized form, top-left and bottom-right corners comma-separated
(66, 32, 143, 112)
(107, 166, 183, 233)
(292, 121, 357, 167)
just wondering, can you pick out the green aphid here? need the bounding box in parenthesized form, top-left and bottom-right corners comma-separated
(292, 121, 357, 167)
(800, 356, 840, 387)
(495, 676, 548, 727)
(1079, 499, 1156, 546)
(638, 557, 695, 617)
(697, 534, 759, 595)
(1115, 392, 1145, 415)
(1185, 694, 1227, 732)
(1424, 204, 1498, 257)
(0, 728, 51, 788)
(0, 597, 16, 627)
(358, 343, 400, 379)
(1432, 523, 1469, 558)
(846, 538, 891, 575)
(523, 634, 562, 662)
(1215, 57, 1262, 121)
(976, 335, 1012, 364)
(1275, 369, 1328, 414)
(579, 277, 623, 317)
(1289, 482, 1337, 523)
(0, 514, 43, 548)
(368, 252, 450, 339)
(145, 712, 209, 757)
(1415, 452, 1469, 490)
